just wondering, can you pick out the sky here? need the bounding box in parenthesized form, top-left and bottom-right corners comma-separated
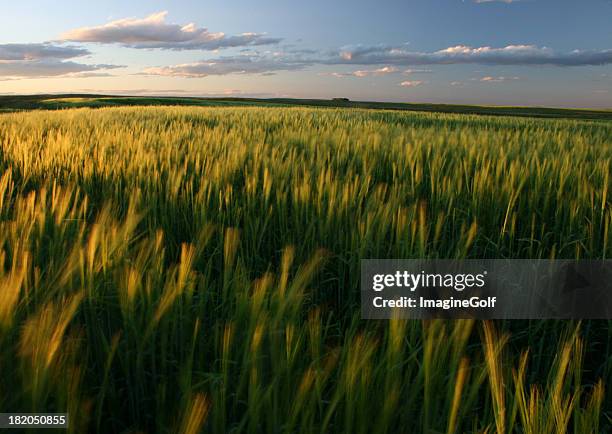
(0, 0, 611, 107)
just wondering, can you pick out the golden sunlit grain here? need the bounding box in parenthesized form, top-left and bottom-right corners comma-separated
(0, 105, 609, 432)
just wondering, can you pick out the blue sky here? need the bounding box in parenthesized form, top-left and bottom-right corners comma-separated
(1, 0, 611, 107)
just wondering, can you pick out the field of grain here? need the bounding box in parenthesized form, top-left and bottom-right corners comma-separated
(0, 106, 610, 433)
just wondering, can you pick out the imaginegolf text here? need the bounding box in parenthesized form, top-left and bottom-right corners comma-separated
(372, 296, 497, 310)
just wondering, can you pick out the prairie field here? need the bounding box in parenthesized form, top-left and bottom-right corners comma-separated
(0, 105, 611, 433)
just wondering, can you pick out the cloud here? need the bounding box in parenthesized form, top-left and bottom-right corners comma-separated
(0, 61, 120, 78)
(327, 44, 612, 66)
(352, 66, 398, 77)
(317, 72, 350, 78)
(403, 68, 433, 74)
(0, 43, 121, 78)
(320, 66, 399, 78)
(138, 42, 612, 80)
(60, 11, 281, 50)
(400, 80, 425, 87)
(478, 76, 521, 82)
(140, 55, 308, 77)
(0, 43, 89, 60)
(63, 71, 118, 78)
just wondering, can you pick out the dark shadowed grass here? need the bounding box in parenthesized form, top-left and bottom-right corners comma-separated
(1, 94, 611, 120)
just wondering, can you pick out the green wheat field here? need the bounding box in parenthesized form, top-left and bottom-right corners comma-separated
(0, 105, 611, 433)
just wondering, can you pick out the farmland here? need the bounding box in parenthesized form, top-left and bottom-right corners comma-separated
(0, 105, 611, 433)
(2, 94, 612, 120)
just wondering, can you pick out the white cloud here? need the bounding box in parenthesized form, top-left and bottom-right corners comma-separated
(352, 66, 398, 77)
(60, 11, 281, 50)
(63, 71, 118, 78)
(321, 66, 399, 78)
(400, 80, 425, 87)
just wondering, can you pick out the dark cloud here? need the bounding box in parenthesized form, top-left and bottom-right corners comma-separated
(0, 43, 121, 78)
(403, 69, 433, 74)
(473, 0, 522, 3)
(60, 11, 281, 50)
(141, 54, 309, 77)
(0, 43, 90, 60)
(326, 44, 612, 67)
(0, 61, 121, 78)
(140, 43, 612, 79)
(477, 75, 521, 82)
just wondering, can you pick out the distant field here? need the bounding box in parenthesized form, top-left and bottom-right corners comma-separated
(1, 94, 612, 120)
(0, 105, 610, 433)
